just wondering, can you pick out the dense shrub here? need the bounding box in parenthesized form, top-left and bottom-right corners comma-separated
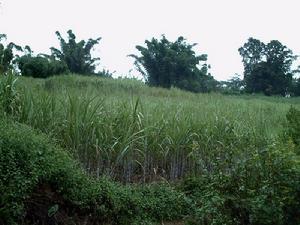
(0, 118, 93, 224)
(16, 55, 68, 78)
(0, 118, 188, 225)
(286, 106, 300, 153)
(181, 142, 300, 225)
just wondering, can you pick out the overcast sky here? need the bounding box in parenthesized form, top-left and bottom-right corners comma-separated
(1, 0, 300, 80)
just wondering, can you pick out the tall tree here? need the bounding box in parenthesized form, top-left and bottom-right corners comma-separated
(130, 36, 216, 92)
(238, 38, 265, 78)
(51, 30, 101, 75)
(239, 38, 296, 95)
(291, 77, 300, 96)
(0, 34, 22, 74)
(16, 49, 68, 78)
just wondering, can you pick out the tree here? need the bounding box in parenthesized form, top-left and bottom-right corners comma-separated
(291, 77, 300, 96)
(14, 45, 68, 78)
(239, 38, 296, 95)
(51, 30, 101, 75)
(238, 38, 265, 78)
(17, 55, 68, 78)
(0, 34, 22, 74)
(130, 36, 216, 92)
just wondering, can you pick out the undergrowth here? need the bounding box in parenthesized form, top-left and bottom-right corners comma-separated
(0, 118, 189, 225)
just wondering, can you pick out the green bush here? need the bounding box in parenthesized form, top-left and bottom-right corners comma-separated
(16, 55, 68, 78)
(0, 118, 93, 224)
(181, 142, 300, 225)
(0, 118, 188, 225)
(286, 106, 300, 153)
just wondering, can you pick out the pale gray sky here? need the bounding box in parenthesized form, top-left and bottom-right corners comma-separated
(1, 0, 300, 80)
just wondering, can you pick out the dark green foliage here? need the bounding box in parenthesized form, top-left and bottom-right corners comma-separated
(16, 54, 68, 78)
(291, 78, 300, 96)
(130, 35, 216, 92)
(239, 38, 265, 77)
(286, 106, 300, 153)
(239, 38, 296, 95)
(0, 34, 22, 74)
(181, 142, 300, 225)
(51, 30, 101, 75)
(136, 183, 190, 222)
(0, 118, 188, 225)
(0, 118, 93, 224)
(95, 181, 189, 224)
(249, 62, 281, 96)
(95, 68, 114, 78)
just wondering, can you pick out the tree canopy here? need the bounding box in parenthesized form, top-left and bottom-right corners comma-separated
(16, 54, 68, 78)
(51, 30, 101, 75)
(1, 30, 300, 96)
(291, 77, 300, 96)
(130, 36, 216, 92)
(239, 38, 297, 95)
(0, 34, 22, 74)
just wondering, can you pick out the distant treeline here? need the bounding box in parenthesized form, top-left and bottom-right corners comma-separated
(0, 31, 299, 96)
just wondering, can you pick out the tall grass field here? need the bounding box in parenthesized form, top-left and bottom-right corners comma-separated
(0, 74, 299, 225)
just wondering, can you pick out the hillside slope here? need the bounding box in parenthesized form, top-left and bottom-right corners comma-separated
(0, 74, 299, 225)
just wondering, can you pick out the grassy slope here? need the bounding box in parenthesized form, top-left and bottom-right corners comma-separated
(0, 74, 299, 225)
(13, 75, 300, 181)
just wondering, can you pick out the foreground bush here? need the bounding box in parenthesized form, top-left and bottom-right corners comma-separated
(0, 118, 93, 224)
(181, 142, 300, 225)
(1, 116, 299, 225)
(0, 118, 188, 225)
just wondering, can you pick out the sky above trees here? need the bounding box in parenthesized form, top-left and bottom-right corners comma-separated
(1, 0, 300, 80)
